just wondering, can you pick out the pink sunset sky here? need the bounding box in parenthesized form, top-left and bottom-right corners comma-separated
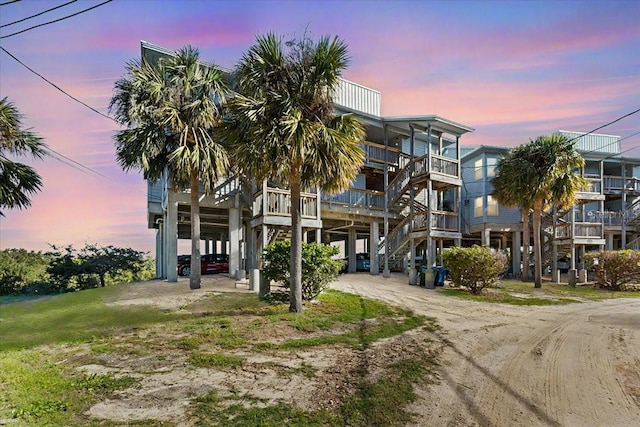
(1, 0, 639, 254)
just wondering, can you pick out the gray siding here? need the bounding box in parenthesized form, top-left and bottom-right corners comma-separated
(461, 151, 521, 227)
(334, 79, 381, 117)
(560, 130, 620, 154)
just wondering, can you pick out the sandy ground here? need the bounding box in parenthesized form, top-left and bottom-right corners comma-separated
(332, 273, 640, 427)
(80, 274, 640, 426)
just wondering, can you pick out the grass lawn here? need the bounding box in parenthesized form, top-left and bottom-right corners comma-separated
(439, 279, 640, 305)
(0, 286, 438, 426)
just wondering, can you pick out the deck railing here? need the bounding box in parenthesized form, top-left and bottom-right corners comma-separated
(360, 141, 399, 166)
(578, 174, 601, 194)
(413, 154, 459, 178)
(555, 222, 602, 239)
(603, 176, 640, 193)
(321, 188, 385, 209)
(253, 188, 318, 219)
(431, 210, 459, 231)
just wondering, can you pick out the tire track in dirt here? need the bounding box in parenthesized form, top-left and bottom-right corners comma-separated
(332, 275, 640, 426)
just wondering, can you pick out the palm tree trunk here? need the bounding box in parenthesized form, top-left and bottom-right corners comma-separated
(522, 209, 530, 282)
(289, 168, 303, 313)
(533, 200, 543, 288)
(190, 170, 202, 290)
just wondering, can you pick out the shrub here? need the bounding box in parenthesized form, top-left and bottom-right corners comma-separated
(584, 250, 640, 291)
(442, 245, 508, 295)
(262, 240, 342, 301)
(0, 249, 51, 295)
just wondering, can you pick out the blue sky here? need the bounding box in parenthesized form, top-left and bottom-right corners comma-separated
(1, 0, 638, 253)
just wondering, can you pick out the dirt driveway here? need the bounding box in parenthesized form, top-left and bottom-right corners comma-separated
(332, 273, 640, 427)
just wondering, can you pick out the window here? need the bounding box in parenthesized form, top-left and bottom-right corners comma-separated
(474, 197, 483, 217)
(487, 195, 499, 216)
(474, 159, 483, 180)
(486, 157, 497, 178)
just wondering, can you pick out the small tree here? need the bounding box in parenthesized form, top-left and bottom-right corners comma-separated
(443, 246, 508, 294)
(584, 250, 640, 291)
(48, 244, 147, 291)
(0, 249, 51, 295)
(262, 240, 342, 301)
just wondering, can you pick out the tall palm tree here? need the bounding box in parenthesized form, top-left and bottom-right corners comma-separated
(0, 97, 47, 215)
(493, 146, 535, 282)
(225, 33, 365, 312)
(109, 46, 230, 290)
(493, 133, 588, 288)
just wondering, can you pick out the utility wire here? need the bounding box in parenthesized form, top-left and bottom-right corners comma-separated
(0, 0, 112, 39)
(565, 107, 640, 147)
(1, 0, 78, 28)
(0, 0, 21, 6)
(460, 108, 640, 170)
(0, 45, 116, 122)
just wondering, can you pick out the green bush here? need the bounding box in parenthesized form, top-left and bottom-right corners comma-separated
(0, 249, 51, 295)
(262, 240, 342, 301)
(442, 245, 508, 295)
(584, 250, 640, 291)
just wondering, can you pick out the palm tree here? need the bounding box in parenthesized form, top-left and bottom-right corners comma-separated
(225, 33, 365, 312)
(0, 97, 47, 215)
(493, 133, 588, 288)
(109, 46, 230, 290)
(493, 146, 535, 282)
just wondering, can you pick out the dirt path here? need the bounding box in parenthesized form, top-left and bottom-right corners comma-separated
(332, 274, 640, 427)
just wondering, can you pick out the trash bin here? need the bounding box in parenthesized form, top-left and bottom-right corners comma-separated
(419, 265, 428, 287)
(431, 266, 448, 287)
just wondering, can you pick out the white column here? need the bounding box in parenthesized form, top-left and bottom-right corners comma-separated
(166, 196, 178, 283)
(155, 224, 164, 279)
(229, 207, 241, 279)
(512, 231, 521, 276)
(606, 233, 614, 250)
(348, 228, 357, 273)
(482, 228, 491, 247)
(370, 221, 379, 275)
(259, 224, 270, 297)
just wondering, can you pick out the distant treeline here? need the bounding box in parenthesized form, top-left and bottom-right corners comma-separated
(0, 245, 155, 296)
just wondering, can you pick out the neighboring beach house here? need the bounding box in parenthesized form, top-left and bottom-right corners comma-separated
(143, 41, 473, 284)
(460, 131, 640, 280)
(144, 41, 640, 285)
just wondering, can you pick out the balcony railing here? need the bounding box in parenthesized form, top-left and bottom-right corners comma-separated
(412, 211, 459, 232)
(413, 154, 459, 178)
(578, 174, 601, 194)
(603, 176, 640, 194)
(321, 188, 385, 209)
(431, 210, 459, 231)
(555, 222, 602, 239)
(253, 188, 318, 219)
(360, 141, 399, 167)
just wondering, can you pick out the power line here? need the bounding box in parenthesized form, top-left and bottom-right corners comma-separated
(0, 45, 116, 122)
(1, 0, 78, 28)
(0, 0, 112, 39)
(0, 0, 21, 6)
(44, 146, 155, 199)
(460, 108, 640, 170)
(565, 107, 640, 147)
(0, 47, 152, 199)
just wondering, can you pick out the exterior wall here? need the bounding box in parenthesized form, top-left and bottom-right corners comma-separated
(461, 151, 520, 230)
(561, 130, 621, 154)
(334, 78, 381, 117)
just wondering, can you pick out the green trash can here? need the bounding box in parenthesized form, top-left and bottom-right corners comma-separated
(419, 265, 429, 287)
